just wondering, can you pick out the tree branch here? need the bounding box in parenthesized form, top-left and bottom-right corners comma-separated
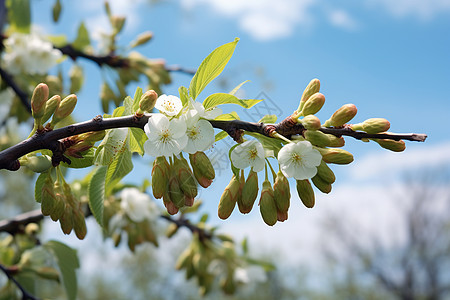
(0, 67, 31, 113)
(0, 209, 44, 235)
(160, 215, 212, 241)
(0, 114, 427, 171)
(0, 264, 39, 300)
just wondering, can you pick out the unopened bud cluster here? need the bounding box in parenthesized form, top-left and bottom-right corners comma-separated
(152, 152, 215, 215)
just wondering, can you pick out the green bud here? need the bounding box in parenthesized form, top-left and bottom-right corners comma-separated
(162, 192, 179, 215)
(316, 160, 336, 184)
(141, 221, 158, 246)
(218, 176, 240, 220)
(168, 173, 185, 209)
(41, 176, 56, 216)
(300, 115, 321, 130)
(174, 156, 197, 199)
(351, 118, 390, 134)
(73, 209, 87, 240)
(301, 92, 325, 116)
(152, 156, 169, 199)
(311, 175, 332, 194)
(81, 130, 106, 143)
(51, 94, 77, 126)
(52, 0, 61, 22)
(221, 272, 237, 295)
(50, 181, 65, 221)
(176, 248, 193, 270)
(131, 31, 153, 48)
(327, 134, 345, 147)
(324, 104, 357, 127)
(259, 180, 277, 226)
(296, 179, 315, 208)
(25, 223, 39, 235)
(59, 204, 74, 235)
(111, 15, 126, 34)
(297, 78, 320, 113)
(41, 95, 61, 124)
(31, 83, 49, 119)
(189, 152, 215, 188)
(273, 171, 290, 213)
(304, 130, 331, 147)
(166, 223, 179, 238)
(23, 155, 52, 173)
(317, 147, 354, 165)
(238, 170, 259, 214)
(372, 138, 406, 152)
(69, 64, 84, 94)
(138, 90, 158, 113)
(34, 266, 60, 281)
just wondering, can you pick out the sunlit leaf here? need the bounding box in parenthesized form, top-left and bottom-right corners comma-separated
(6, 0, 31, 33)
(88, 166, 107, 226)
(203, 93, 262, 110)
(72, 22, 90, 51)
(229, 80, 249, 96)
(258, 115, 277, 124)
(214, 111, 240, 121)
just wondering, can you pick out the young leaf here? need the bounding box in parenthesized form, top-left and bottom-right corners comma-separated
(228, 144, 240, 179)
(105, 144, 133, 195)
(94, 128, 128, 166)
(246, 132, 283, 157)
(44, 241, 80, 300)
(61, 148, 96, 169)
(72, 22, 90, 51)
(214, 111, 240, 121)
(128, 127, 147, 155)
(6, 0, 31, 33)
(229, 80, 250, 96)
(202, 93, 262, 110)
(132, 87, 143, 113)
(215, 131, 228, 142)
(88, 166, 107, 226)
(179, 86, 190, 106)
(34, 172, 48, 203)
(189, 38, 239, 100)
(258, 115, 277, 124)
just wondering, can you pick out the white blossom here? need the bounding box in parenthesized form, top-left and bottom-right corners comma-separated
(2, 33, 62, 75)
(230, 140, 265, 172)
(190, 101, 222, 120)
(277, 141, 322, 180)
(120, 188, 159, 222)
(144, 113, 187, 158)
(234, 266, 267, 284)
(182, 103, 216, 154)
(155, 94, 183, 116)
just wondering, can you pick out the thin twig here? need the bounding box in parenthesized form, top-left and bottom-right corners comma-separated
(0, 264, 40, 300)
(0, 209, 43, 235)
(0, 67, 31, 113)
(160, 215, 212, 241)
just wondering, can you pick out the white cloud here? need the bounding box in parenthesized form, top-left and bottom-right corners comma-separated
(327, 9, 358, 30)
(367, 0, 450, 19)
(348, 141, 450, 180)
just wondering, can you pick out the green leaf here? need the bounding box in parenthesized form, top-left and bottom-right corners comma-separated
(242, 237, 248, 255)
(94, 128, 128, 166)
(179, 86, 190, 106)
(128, 127, 147, 155)
(229, 80, 249, 96)
(214, 111, 240, 121)
(245, 257, 276, 272)
(215, 131, 228, 142)
(189, 38, 239, 100)
(228, 144, 240, 179)
(88, 166, 107, 226)
(105, 143, 133, 194)
(47, 35, 68, 47)
(112, 106, 125, 118)
(123, 96, 134, 115)
(6, 0, 31, 33)
(34, 172, 48, 203)
(132, 87, 143, 113)
(61, 148, 96, 169)
(44, 241, 80, 300)
(258, 114, 277, 124)
(72, 22, 90, 51)
(202, 93, 262, 110)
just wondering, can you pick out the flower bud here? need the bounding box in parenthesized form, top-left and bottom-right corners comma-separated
(51, 94, 77, 126)
(297, 78, 320, 113)
(81, 130, 106, 143)
(23, 155, 52, 173)
(162, 192, 179, 215)
(139, 90, 158, 113)
(316, 160, 336, 184)
(152, 156, 170, 199)
(327, 135, 345, 147)
(273, 171, 290, 212)
(73, 210, 87, 240)
(131, 31, 153, 48)
(50, 181, 65, 221)
(304, 130, 331, 147)
(25, 223, 39, 235)
(31, 83, 49, 120)
(69, 64, 83, 94)
(174, 156, 197, 199)
(41, 176, 56, 216)
(324, 104, 357, 127)
(372, 138, 406, 152)
(221, 273, 237, 295)
(168, 174, 185, 209)
(301, 92, 325, 116)
(218, 176, 240, 220)
(300, 115, 321, 130)
(296, 179, 315, 208)
(52, 0, 61, 22)
(41, 95, 61, 124)
(189, 152, 215, 188)
(238, 170, 259, 214)
(351, 118, 390, 134)
(259, 180, 277, 226)
(111, 15, 126, 34)
(311, 175, 332, 194)
(59, 204, 74, 235)
(316, 147, 354, 165)
(35, 266, 60, 281)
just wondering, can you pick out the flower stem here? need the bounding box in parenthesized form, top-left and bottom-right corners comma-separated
(266, 158, 277, 182)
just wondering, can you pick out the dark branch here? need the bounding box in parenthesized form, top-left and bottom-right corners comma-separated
(165, 65, 196, 75)
(0, 113, 427, 171)
(160, 215, 212, 241)
(0, 264, 39, 300)
(0, 209, 44, 235)
(56, 44, 128, 68)
(0, 67, 31, 113)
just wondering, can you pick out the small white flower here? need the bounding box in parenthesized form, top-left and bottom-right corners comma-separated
(144, 113, 188, 158)
(230, 140, 265, 172)
(155, 94, 183, 116)
(191, 101, 222, 120)
(277, 141, 322, 180)
(183, 119, 215, 154)
(234, 266, 267, 284)
(120, 188, 159, 222)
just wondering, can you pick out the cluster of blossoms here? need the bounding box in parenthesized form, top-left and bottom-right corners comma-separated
(2, 33, 62, 75)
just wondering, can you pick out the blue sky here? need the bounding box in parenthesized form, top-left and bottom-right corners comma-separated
(30, 0, 450, 283)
